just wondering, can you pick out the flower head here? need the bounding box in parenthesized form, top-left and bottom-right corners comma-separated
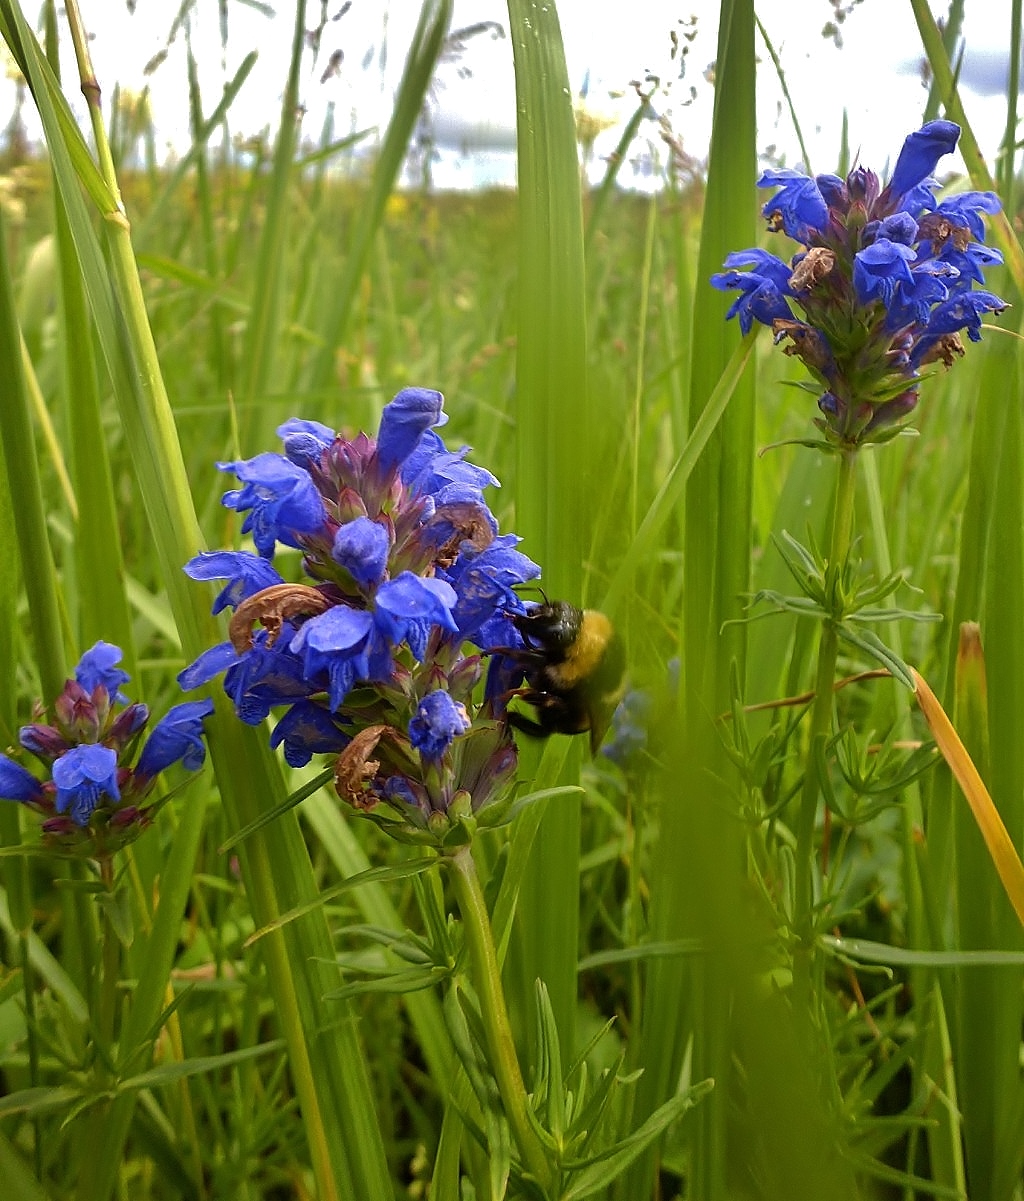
(183, 389, 535, 845)
(0, 643, 213, 857)
(711, 121, 1008, 447)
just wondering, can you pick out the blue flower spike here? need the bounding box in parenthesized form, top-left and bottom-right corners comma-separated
(711, 120, 1008, 447)
(0, 645, 214, 857)
(182, 387, 538, 846)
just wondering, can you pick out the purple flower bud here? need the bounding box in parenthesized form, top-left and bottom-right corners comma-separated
(19, 724, 70, 760)
(844, 166, 879, 207)
(107, 703, 151, 752)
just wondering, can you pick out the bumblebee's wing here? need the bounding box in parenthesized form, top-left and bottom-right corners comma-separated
(587, 686, 624, 756)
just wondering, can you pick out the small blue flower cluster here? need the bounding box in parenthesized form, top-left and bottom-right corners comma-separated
(180, 388, 538, 842)
(711, 121, 1008, 446)
(0, 642, 212, 855)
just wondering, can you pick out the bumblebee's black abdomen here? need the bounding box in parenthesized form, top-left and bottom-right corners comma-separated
(506, 601, 625, 754)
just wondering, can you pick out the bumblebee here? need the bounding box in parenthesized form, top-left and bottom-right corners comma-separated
(503, 600, 625, 755)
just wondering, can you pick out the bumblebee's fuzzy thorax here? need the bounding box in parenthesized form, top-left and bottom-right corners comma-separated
(547, 609, 615, 689)
(505, 601, 625, 754)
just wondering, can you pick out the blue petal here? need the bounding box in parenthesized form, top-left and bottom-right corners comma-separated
(218, 452, 327, 559)
(136, 699, 214, 779)
(75, 641, 131, 704)
(270, 701, 349, 768)
(52, 744, 120, 825)
(710, 263, 794, 335)
(874, 212, 918, 246)
(277, 418, 336, 469)
(376, 387, 447, 476)
(408, 690, 470, 761)
(374, 573, 458, 661)
(912, 290, 1009, 364)
(402, 431, 501, 498)
(442, 535, 540, 643)
(0, 755, 44, 803)
(889, 120, 959, 199)
(184, 551, 284, 614)
(332, 516, 391, 591)
(884, 261, 953, 330)
(757, 168, 829, 241)
(852, 240, 916, 307)
(719, 247, 794, 291)
(932, 240, 1003, 287)
(223, 629, 318, 721)
(178, 642, 242, 691)
(933, 191, 1002, 240)
(290, 605, 378, 710)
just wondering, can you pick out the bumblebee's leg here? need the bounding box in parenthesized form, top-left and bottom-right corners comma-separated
(507, 711, 550, 739)
(508, 691, 587, 738)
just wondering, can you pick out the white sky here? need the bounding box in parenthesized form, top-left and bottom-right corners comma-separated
(12, 1, 1023, 188)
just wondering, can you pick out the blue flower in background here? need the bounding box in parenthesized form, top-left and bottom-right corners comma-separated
(0, 643, 213, 855)
(75, 640, 131, 704)
(52, 744, 120, 825)
(711, 121, 1008, 447)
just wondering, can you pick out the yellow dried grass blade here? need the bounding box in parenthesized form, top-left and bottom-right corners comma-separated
(914, 667, 1024, 926)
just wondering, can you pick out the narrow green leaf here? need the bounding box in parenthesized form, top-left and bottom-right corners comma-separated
(244, 856, 440, 947)
(117, 1040, 286, 1093)
(564, 1081, 712, 1199)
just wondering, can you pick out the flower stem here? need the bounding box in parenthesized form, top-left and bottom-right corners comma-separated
(447, 844, 553, 1193)
(97, 856, 120, 1048)
(794, 449, 858, 939)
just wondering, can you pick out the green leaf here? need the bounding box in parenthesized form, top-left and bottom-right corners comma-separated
(116, 1040, 287, 1093)
(577, 940, 703, 972)
(324, 965, 452, 1001)
(563, 1080, 713, 1198)
(218, 767, 334, 852)
(821, 935, 1024, 968)
(244, 855, 440, 946)
(834, 623, 914, 689)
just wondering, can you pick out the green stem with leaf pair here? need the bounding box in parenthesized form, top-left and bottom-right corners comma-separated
(794, 448, 858, 940)
(447, 843, 554, 1194)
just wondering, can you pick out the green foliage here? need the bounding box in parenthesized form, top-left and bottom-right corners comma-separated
(0, 1, 1023, 1198)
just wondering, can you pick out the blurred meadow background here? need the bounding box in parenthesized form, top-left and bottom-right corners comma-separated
(1, 1, 1024, 1199)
